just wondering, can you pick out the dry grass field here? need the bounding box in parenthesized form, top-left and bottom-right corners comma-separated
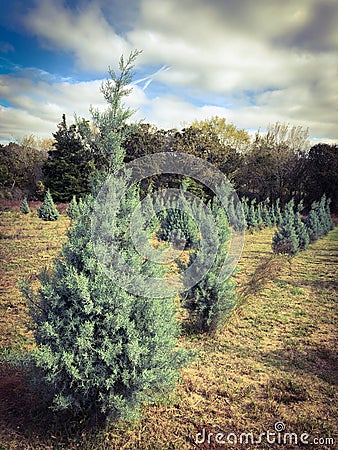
(0, 203, 337, 449)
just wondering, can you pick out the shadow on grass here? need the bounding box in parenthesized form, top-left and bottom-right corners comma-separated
(0, 364, 106, 448)
(260, 343, 338, 386)
(237, 254, 288, 302)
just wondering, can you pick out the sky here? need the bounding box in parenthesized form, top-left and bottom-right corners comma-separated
(0, 0, 337, 144)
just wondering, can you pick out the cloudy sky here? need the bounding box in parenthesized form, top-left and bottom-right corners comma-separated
(0, 0, 337, 144)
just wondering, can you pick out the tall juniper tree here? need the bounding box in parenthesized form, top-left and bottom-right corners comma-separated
(22, 51, 186, 420)
(272, 198, 299, 256)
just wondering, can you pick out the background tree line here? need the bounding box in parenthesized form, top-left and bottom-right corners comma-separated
(0, 116, 337, 212)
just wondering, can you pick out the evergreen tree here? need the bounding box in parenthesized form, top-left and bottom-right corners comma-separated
(272, 199, 299, 256)
(227, 193, 243, 231)
(269, 200, 276, 226)
(256, 201, 264, 228)
(325, 196, 335, 232)
(294, 201, 309, 251)
(67, 195, 80, 220)
(43, 115, 96, 203)
(20, 197, 30, 214)
(22, 51, 186, 420)
(157, 184, 200, 249)
(240, 196, 249, 229)
(181, 193, 237, 333)
(261, 199, 272, 227)
(274, 198, 283, 227)
(37, 189, 59, 221)
(318, 194, 334, 235)
(246, 199, 258, 229)
(306, 201, 321, 243)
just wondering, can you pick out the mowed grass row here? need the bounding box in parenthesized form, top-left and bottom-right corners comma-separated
(0, 208, 70, 350)
(0, 208, 337, 449)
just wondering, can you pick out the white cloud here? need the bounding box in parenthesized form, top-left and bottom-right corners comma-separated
(0, 0, 337, 143)
(25, 0, 131, 72)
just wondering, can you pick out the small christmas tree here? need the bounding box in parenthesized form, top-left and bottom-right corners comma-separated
(272, 199, 299, 256)
(156, 183, 200, 249)
(256, 202, 264, 228)
(261, 199, 272, 227)
(294, 201, 309, 251)
(67, 195, 80, 220)
(274, 198, 283, 227)
(241, 196, 249, 230)
(37, 189, 60, 221)
(318, 194, 334, 236)
(181, 193, 237, 333)
(246, 199, 258, 229)
(20, 197, 31, 214)
(306, 201, 320, 243)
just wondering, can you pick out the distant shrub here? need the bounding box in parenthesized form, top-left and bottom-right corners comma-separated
(20, 197, 30, 214)
(37, 189, 59, 221)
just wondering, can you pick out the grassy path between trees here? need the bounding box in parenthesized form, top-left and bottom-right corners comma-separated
(0, 207, 337, 449)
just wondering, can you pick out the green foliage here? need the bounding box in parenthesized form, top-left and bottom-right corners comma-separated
(246, 199, 258, 229)
(294, 202, 309, 251)
(156, 186, 200, 249)
(306, 195, 335, 243)
(318, 194, 334, 235)
(274, 198, 283, 227)
(23, 193, 185, 419)
(158, 208, 199, 249)
(256, 202, 264, 228)
(305, 201, 321, 243)
(23, 51, 186, 420)
(181, 195, 237, 333)
(235, 123, 309, 205)
(20, 197, 31, 214)
(324, 197, 335, 232)
(43, 115, 96, 203)
(241, 196, 249, 229)
(67, 195, 80, 220)
(272, 199, 299, 256)
(89, 51, 141, 174)
(261, 199, 273, 227)
(37, 190, 59, 221)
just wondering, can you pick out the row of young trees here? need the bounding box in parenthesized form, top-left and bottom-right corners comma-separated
(20, 190, 60, 221)
(272, 195, 334, 256)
